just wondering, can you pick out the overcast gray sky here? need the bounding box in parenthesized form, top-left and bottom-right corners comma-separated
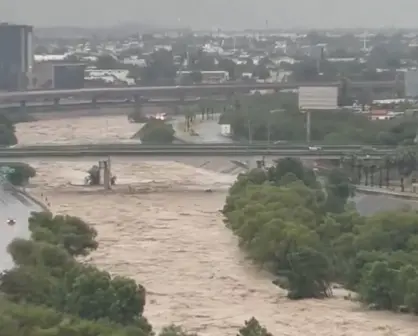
(1, 0, 417, 30)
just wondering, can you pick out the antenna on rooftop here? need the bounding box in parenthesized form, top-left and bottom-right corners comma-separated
(361, 31, 369, 52)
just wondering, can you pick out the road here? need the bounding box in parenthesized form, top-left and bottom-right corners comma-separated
(0, 149, 391, 159)
(0, 183, 42, 272)
(0, 80, 399, 103)
(0, 97, 227, 111)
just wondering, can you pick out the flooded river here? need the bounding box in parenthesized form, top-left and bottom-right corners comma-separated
(9, 115, 418, 336)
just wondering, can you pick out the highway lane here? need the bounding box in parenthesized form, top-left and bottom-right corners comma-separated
(0, 183, 43, 272)
(0, 148, 393, 159)
(0, 81, 399, 103)
(0, 97, 228, 110)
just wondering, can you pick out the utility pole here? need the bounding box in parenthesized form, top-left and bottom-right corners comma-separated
(267, 117, 271, 146)
(300, 108, 311, 144)
(306, 110, 311, 144)
(267, 109, 281, 145)
(248, 118, 252, 144)
(246, 106, 253, 144)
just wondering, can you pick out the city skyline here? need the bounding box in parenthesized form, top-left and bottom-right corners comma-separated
(2, 0, 418, 31)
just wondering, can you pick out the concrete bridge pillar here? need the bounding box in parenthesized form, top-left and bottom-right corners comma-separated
(133, 95, 142, 115)
(92, 97, 97, 108)
(99, 158, 112, 190)
(103, 158, 111, 190)
(19, 100, 26, 114)
(53, 97, 60, 107)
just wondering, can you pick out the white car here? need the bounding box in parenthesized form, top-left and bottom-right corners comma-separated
(308, 146, 322, 151)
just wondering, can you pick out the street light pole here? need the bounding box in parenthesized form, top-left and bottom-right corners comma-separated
(306, 110, 311, 144)
(267, 109, 281, 146)
(248, 118, 252, 144)
(247, 105, 252, 145)
(301, 107, 311, 144)
(267, 116, 271, 145)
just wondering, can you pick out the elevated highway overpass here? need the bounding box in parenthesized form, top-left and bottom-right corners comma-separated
(0, 80, 401, 105)
(0, 97, 225, 113)
(0, 144, 396, 161)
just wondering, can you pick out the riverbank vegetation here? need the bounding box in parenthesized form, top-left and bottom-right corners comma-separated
(0, 162, 36, 186)
(218, 93, 418, 145)
(135, 119, 175, 144)
(223, 157, 418, 312)
(0, 114, 18, 146)
(0, 211, 270, 336)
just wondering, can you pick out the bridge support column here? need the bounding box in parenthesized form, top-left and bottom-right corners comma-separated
(53, 98, 60, 108)
(305, 110, 311, 144)
(133, 95, 143, 119)
(19, 100, 26, 114)
(103, 158, 111, 190)
(92, 97, 97, 108)
(99, 158, 112, 190)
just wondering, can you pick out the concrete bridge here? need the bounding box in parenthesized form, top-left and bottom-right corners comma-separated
(0, 144, 395, 161)
(0, 80, 401, 107)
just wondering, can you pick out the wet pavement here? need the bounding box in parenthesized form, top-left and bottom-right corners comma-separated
(0, 183, 43, 271)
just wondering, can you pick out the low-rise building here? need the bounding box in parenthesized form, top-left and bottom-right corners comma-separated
(32, 62, 85, 89)
(176, 70, 229, 84)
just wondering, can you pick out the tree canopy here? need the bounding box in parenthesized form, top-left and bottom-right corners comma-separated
(136, 119, 175, 144)
(223, 157, 418, 311)
(0, 114, 18, 146)
(218, 93, 418, 145)
(0, 162, 36, 186)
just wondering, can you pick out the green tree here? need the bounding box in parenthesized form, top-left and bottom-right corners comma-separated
(286, 246, 333, 299)
(238, 317, 273, 336)
(358, 261, 398, 310)
(140, 49, 177, 85)
(0, 124, 17, 146)
(138, 119, 175, 144)
(324, 168, 355, 213)
(0, 162, 36, 186)
(28, 212, 98, 257)
(95, 55, 119, 69)
(159, 325, 198, 336)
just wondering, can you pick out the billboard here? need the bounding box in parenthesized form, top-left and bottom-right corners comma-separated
(298, 86, 338, 110)
(53, 64, 85, 89)
(405, 70, 418, 97)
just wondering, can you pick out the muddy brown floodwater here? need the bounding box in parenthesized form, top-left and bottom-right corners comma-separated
(15, 115, 141, 145)
(16, 116, 418, 336)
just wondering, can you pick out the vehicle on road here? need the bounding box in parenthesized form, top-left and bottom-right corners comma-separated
(6, 218, 15, 226)
(362, 146, 377, 152)
(308, 146, 322, 151)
